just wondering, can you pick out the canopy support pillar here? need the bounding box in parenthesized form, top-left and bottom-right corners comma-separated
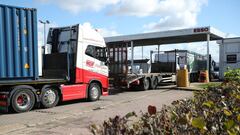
(131, 41, 134, 73)
(207, 34, 210, 73)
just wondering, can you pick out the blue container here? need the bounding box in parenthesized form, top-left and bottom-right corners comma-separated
(0, 4, 38, 81)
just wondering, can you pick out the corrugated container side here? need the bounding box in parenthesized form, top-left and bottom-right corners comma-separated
(0, 4, 38, 81)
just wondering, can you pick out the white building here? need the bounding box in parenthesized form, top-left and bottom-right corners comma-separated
(218, 37, 240, 79)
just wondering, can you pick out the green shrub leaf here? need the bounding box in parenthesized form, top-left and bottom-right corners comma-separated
(227, 130, 237, 135)
(202, 101, 214, 108)
(191, 117, 206, 130)
(237, 115, 240, 122)
(224, 109, 233, 116)
(224, 120, 235, 130)
(125, 111, 137, 119)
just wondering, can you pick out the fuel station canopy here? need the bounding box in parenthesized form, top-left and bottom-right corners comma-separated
(105, 26, 226, 73)
(105, 26, 225, 46)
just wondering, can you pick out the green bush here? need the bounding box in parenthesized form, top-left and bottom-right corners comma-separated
(224, 68, 240, 83)
(90, 81, 240, 135)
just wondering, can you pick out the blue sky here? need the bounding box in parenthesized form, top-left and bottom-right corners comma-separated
(1, 0, 239, 35)
(1, 0, 240, 61)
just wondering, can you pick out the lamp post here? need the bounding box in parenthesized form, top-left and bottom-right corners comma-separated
(39, 20, 50, 47)
(39, 20, 50, 69)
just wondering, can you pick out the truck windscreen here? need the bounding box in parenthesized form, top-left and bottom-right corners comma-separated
(85, 45, 107, 62)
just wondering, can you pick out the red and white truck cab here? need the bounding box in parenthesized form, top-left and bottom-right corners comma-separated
(45, 24, 109, 102)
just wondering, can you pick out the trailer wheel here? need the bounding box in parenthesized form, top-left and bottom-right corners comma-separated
(88, 83, 101, 101)
(11, 87, 35, 113)
(150, 77, 158, 89)
(41, 87, 59, 108)
(141, 78, 150, 90)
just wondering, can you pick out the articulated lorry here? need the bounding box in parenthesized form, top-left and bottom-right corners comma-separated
(0, 4, 108, 113)
(0, 4, 177, 113)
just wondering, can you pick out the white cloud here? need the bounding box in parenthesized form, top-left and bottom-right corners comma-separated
(98, 28, 119, 37)
(140, 0, 208, 31)
(80, 22, 120, 37)
(37, 0, 120, 14)
(143, 12, 198, 31)
(225, 33, 239, 38)
(80, 22, 93, 30)
(109, 0, 207, 17)
(36, 0, 208, 32)
(108, 0, 160, 17)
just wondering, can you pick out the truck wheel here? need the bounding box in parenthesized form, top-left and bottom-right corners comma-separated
(150, 77, 158, 89)
(88, 83, 101, 101)
(141, 78, 150, 90)
(11, 87, 35, 113)
(41, 87, 59, 108)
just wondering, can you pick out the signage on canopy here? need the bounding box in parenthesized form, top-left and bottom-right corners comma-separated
(193, 27, 209, 33)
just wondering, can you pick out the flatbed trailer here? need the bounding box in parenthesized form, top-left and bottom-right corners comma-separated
(0, 78, 67, 86)
(125, 73, 176, 90)
(109, 72, 176, 90)
(106, 42, 176, 90)
(0, 78, 66, 113)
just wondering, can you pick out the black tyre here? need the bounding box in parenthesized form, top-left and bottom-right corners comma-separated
(140, 78, 150, 90)
(88, 83, 101, 101)
(150, 77, 158, 89)
(41, 87, 59, 108)
(11, 86, 36, 113)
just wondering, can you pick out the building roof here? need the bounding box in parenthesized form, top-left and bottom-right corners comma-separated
(105, 26, 226, 47)
(217, 37, 240, 44)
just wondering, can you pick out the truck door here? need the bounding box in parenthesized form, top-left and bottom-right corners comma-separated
(80, 44, 108, 88)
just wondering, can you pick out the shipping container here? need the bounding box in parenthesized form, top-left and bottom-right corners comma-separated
(0, 4, 38, 81)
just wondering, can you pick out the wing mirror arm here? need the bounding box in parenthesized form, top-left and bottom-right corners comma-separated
(105, 58, 110, 66)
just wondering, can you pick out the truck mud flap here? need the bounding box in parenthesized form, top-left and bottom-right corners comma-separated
(0, 92, 10, 113)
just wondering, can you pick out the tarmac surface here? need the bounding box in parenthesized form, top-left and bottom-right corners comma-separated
(0, 85, 193, 135)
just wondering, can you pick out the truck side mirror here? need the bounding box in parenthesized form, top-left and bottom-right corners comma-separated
(105, 58, 110, 66)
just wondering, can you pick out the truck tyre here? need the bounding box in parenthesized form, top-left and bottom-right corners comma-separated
(11, 87, 36, 113)
(88, 83, 101, 101)
(41, 87, 59, 108)
(141, 78, 150, 90)
(150, 77, 158, 89)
